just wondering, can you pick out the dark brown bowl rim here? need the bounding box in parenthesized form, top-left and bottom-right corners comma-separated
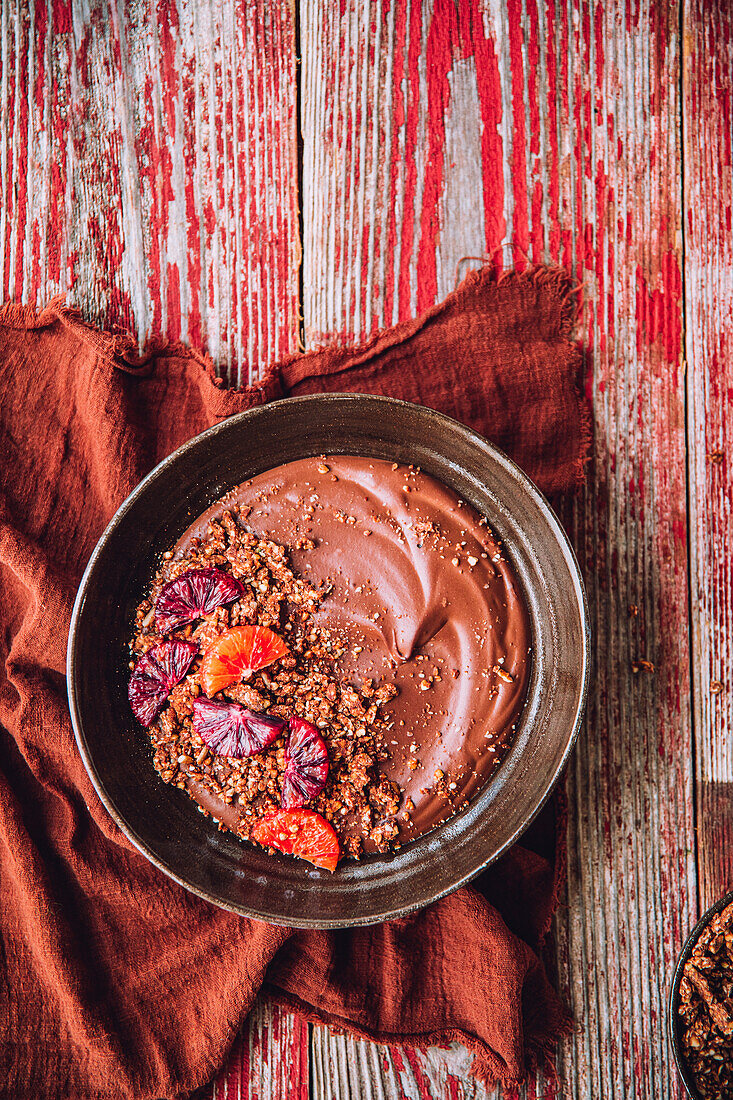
(67, 393, 590, 927)
(669, 888, 733, 1098)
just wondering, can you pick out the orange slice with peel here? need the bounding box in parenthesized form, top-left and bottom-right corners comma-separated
(200, 625, 289, 696)
(252, 809, 340, 872)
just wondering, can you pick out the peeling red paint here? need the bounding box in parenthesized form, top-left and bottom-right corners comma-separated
(397, 0, 424, 320)
(506, 0, 529, 264)
(418, 0, 458, 311)
(468, 0, 506, 262)
(635, 251, 682, 363)
(13, 8, 30, 301)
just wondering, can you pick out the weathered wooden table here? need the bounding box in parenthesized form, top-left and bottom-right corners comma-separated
(3, 0, 730, 1095)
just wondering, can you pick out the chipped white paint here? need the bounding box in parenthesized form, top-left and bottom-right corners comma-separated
(0, 0, 300, 383)
(211, 998, 309, 1100)
(438, 57, 486, 300)
(486, 0, 515, 251)
(310, 1028, 502, 1100)
(684, 0, 733, 903)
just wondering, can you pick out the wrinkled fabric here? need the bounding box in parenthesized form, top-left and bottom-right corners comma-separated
(0, 266, 588, 1099)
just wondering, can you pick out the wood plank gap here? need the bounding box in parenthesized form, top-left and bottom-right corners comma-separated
(679, 0, 700, 913)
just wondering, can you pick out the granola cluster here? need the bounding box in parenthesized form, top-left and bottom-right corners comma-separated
(130, 507, 403, 860)
(677, 899, 733, 1098)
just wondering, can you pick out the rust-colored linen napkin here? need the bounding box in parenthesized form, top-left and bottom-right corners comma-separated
(0, 266, 588, 1100)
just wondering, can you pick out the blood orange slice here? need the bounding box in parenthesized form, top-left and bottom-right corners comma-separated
(200, 625, 289, 696)
(192, 697, 285, 757)
(128, 640, 198, 727)
(252, 809, 340, 872)
(155, 568, 244, 634)
(281, 717, 329, 809)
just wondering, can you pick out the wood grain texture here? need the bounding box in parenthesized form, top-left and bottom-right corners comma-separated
(310, 1030, 503, 1100)
(683, 0, 733, 912)
(0, 0, 300, 384)
(1, 0, 718, 1097)
(301, 2, 696, 1098)
(1, 2, 307, 1097)
(209, 999, 309, 1100)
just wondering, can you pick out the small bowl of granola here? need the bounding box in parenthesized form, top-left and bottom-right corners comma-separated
(670, 890, 733, 1099)
(68, 394, 589, 927)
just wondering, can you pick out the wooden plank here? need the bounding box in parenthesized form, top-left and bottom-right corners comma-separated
(301, 0, 493, 347)
(0, 0, 300, 384)
(0, 3, 306, 1097)
(549, 6, 693, 1092)
(683, 0, 733, 911)
(210, 998, 309, 1100)
(310, 1030, 499, 1100)
(309, 1030, 575, 1100)
(301, 1, 696, 1097)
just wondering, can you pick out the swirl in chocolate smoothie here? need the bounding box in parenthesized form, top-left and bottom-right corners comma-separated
(176, 456, 531, 847)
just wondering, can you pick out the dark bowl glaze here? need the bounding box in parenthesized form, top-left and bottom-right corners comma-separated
(67, 394, 590, 928)
(669, 889, 733, 1099)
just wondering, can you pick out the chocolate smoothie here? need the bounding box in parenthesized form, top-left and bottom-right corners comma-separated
(175, 456, 531, 846)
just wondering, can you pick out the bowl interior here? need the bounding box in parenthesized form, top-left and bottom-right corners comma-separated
(68, 394, 589, 927)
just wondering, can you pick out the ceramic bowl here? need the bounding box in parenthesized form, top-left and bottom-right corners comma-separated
(67, 394, 590, 927)
(669, 888, 733, 1098)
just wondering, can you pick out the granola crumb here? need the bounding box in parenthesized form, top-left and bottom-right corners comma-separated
(133, 511, 403, 865)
